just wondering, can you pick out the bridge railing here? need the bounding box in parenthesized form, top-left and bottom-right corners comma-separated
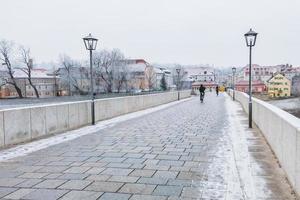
(0, 90, 191, 148)
(228, 89, 300, 196)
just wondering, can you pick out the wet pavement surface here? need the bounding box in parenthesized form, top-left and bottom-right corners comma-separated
(0, 93, 296, 199)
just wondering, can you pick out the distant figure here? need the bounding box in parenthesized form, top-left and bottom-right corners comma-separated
(199, 84, 206, 103)
(216, 85, 219, 96)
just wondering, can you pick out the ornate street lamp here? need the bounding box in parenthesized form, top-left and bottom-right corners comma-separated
(244, 28, 258, 128)
(232, 67, 236, 101)
(176, 68, 181, 101)
(83, 33, 98, 125)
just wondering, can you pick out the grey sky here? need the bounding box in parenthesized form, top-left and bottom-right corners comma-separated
(1, 0, 300, 67)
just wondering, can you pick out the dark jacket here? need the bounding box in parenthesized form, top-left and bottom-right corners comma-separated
(199, 86, 206, 93)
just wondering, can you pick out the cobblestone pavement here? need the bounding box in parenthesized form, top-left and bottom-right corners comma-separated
(0, 93, 296, 199)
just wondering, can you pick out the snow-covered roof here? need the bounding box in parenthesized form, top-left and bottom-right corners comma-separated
(12, 68, 55, 79)
(185, 66, 214, 76)
(153, 67, 163, 74)
(126, 63, 146, 73)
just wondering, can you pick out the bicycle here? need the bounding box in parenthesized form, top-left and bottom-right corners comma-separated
(200, 92, 205, 103)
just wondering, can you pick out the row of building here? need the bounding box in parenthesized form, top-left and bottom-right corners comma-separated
(232, 64, 300, 97)
(0, 59, 184, 98)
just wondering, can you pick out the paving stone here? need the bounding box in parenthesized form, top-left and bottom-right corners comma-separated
(82, 162, 108, 167)
(37, 166, 69, 173)
(0, 178, 25, 187)
(33, 179, 67, 189)
(130, 169, 156, 177)
(154, 171, 178, 179)
(158, 160, 184, 167)
(85, 167, 106, 174)
(119, 183, 156, 194)
(22, 189, 69, 200)
(106, 163, 132, 168)
(123, 158, 146, 164)
(0, 187, 18, 198)
(59, 190, 103, 200)
(181, 187, 202, 198)
(59, 180, 92, 190)
(100, 157, 126, 163)
(143, 154, 157, 159)
(18, 172, 49, 179)
(167, 179, 195, 187)
(129, 164, 145, 169)
(130, 194, 167, 200)
(85, 181, 123, 192)
(3, 188, 36, 199)
(144, 159, 159, 165)
(15, 166, 43, 173)
(144, 165, 170, 171)
(0, 171, 23, 178)
(108, 176, 139, 183)
(156, 155, 180, 160)
(99, 192, 131, 200)
(102, 152, 126, 157)
(62, 156, 89, 162)
(46, 161, 73, 166)
(124, 153, 144, 158)
(63, 166, 91, 174)
(43, 173, 63, 179)
(85, 174, 111, 181)
(138, 177, 168, 185)
(152, 185, 182, 196)
(101, 168, 133, 176)
(15, 179, 43, 188)
(58, 173, 89, 180)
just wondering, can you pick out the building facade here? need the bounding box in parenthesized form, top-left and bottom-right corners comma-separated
(0, 68, 58, 98)
(267, 73, 291, 97)
(235, 80, 266, 93)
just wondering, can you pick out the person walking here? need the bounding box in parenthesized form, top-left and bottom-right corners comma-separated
(216, 85, 219, 96)
(199, 84, 206, 103)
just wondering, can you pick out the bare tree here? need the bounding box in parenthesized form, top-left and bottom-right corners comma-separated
(59, 55, 73, 95)
(145, 65, 156, 90)
(18, 46, 39, 98)
(0, 40, 23, 98)
(93, 49, 125, 93)
(114, 62, 129, 93)
(173, 64, 186, 90)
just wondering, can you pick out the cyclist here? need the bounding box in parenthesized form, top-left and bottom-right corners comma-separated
(199, 84, 206, 103)
(216, 85, 219, 96)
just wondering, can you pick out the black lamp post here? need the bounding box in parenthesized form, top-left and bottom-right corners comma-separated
(176, 68, 181, 101)
(83, 33, 98, 125)
(244, 28, 258, 128)
(232, 67, 236, 101)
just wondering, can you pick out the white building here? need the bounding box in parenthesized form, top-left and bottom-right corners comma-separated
(0, 68, 58, 98)
(185, 66, 215, 82)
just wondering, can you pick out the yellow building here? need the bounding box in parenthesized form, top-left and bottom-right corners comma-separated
(267, 73, 291, 97)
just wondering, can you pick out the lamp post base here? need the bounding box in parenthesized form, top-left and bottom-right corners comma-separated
(249, 102, 252, 128)
(233, 90, 235, 101)
(91, 98, 95, 125)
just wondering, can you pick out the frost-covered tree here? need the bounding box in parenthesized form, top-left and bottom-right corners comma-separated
(18, 46, 39, 98)
(93, 49, 127, 93)
(173, 64, 186, 90)
(0, 40, 23, 98)
(160, 73, 167, 91)
(59, 55, 85, 95)
(145, 66, 156, 90)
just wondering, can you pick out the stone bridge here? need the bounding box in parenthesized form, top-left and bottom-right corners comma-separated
(0, 92, 297, 199)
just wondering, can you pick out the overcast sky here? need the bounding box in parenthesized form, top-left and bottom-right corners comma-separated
(1, 0, 300, 67)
